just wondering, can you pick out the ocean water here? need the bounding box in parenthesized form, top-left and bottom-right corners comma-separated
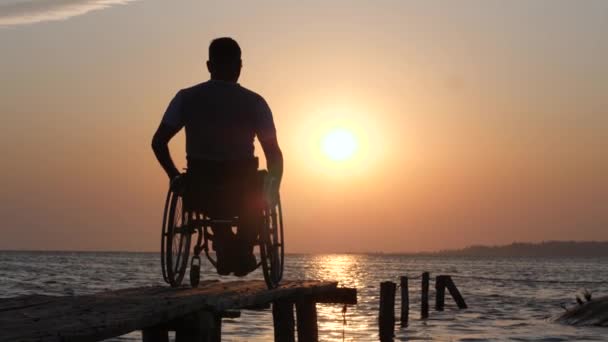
(1, 252, 607, 341)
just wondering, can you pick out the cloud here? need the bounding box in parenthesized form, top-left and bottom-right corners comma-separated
(0, 0, 139, 26)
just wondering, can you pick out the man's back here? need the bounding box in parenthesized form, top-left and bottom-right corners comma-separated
(162, 80, 276, 162)
(152, 36, 282, 190)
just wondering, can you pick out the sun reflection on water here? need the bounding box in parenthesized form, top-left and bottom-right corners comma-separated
(308, 254, 371, 341)
(311, 254, 364, 288)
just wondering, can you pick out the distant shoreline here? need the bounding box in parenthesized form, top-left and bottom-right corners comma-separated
(2, 241, 608, 257)
(417, 241, 608, 258)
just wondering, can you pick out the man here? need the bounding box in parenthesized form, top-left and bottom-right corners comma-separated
(152, 37, 283, 276)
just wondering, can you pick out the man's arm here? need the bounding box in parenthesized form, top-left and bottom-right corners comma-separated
(153, 90, 185, 180)
(260, 135, 284, 186)
(151, 123, 182, 180)
(255, 96, 283, 186)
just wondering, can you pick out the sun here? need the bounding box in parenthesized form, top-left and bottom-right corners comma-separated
(321, 128, 359, 161)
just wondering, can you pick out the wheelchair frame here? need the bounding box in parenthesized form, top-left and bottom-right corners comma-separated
(160, 177, 284, 289)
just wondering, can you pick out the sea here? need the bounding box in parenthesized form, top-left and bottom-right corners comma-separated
(1, 252, 607, 341)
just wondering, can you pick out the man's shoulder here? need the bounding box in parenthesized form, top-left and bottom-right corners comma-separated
(236, 84, 265, 101)
(179, 81, 265, 101)
(179, 81, 211, 95)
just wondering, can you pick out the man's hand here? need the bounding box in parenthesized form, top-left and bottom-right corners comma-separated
(170, 173, 186, 194)
(259, 133, 283, 194)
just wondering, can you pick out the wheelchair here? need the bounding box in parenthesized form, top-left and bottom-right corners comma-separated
(160, 170, 284, 289)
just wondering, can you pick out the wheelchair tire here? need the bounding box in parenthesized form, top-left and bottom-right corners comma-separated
(160, 187, 172, 284)
(260, 196, 285, 289)
(161, 188, 192, 287)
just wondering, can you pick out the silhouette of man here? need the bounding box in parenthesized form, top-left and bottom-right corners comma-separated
(152, 37, 283, 276)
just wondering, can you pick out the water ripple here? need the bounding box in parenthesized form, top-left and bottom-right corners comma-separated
(1, 252, 606, 341)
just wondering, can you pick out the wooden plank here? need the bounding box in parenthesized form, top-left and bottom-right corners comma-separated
(0, 295, 61, 312)
(312, 287, 357, 305)
(0, 280, 352, 342)
(272, 301, 295, 342)
(295, 298, 318, 342)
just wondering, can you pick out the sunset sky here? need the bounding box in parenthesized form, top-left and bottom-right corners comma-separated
(1, 0, 606, 253)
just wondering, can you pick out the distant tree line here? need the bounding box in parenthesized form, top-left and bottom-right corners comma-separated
(431, 241, 608, 257)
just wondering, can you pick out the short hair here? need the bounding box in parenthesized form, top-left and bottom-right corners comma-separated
(209, 37, 241, 64)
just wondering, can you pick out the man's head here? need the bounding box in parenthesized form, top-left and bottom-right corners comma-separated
(207, 37, 242, 82)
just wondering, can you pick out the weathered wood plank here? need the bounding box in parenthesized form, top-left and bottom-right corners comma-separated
(0, 280, 354, 342)
(313, 287, 357, 305)
(0, 294, 61, 312)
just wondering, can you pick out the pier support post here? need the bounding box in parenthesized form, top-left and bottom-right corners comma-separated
(273, 301, 295, 342)
(175, 311, 221, 342)
(379, 281, 396, 341)
(400, 276, 409, 327)
(142, 326, 169, 342)
(435, 275, 446, 311)
(445, 276, 468, 309)
(296, 298, 319, 342)
(421, 272, 429, 319)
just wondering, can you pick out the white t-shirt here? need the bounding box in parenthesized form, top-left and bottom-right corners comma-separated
(161, 80, 277, 161)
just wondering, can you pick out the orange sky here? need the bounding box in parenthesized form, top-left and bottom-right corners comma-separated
(0, 0, 607, 252)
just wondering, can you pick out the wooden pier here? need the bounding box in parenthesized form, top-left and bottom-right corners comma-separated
(0, 280, 357, 342)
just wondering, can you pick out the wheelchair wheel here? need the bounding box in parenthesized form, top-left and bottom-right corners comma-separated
(161, 188, 192, 287)
(260, 196, 285, 289)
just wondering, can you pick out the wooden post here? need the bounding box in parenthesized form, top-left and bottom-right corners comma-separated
(379, 281, 396, 341)
(435, 275, 446, 311)
(421, 272, 429, 319)
(175, 311, 221, 342)
(445, 276, 468, 309)
(211, 314, 222, 342)
(400, 276, 409, 326)
(142, 326, 169, 342)
(273, 301, 295, 342)
(296, 298, 318, 342)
